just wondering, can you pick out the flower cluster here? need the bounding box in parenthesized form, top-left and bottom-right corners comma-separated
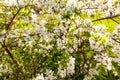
(34, 69, 56, 80)
(58, 56, 75, 77)
(94, 53, 112, 70)
(0, 0, 120, 80)
(0, 64, 12, 77)
(83, 68, 98, 80)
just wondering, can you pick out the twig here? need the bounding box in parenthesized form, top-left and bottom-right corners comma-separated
(112, 38, 120, 44)
(2, 40, 19, 66)
(6, 8, 22, 30)
(2, 39, 25, 76)
(111, 18, 120, 24)
(72, 40, 87, 80)
(92, 14, 120, 23)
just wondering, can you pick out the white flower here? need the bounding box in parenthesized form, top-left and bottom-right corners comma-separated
(4, 0, 27, 6)
(66, 56, 75, 75)
(83, 68, 98, 80)
(104, 11, 111, 17)
(18, 0, 29, 7)
(106, 0, 114, 8)
(84, 19, 91, 26)
(45, 69, 56, 80)
(35, 74, 44, 80)
(94, 52, 113, 71)
(89, 38, 103, 51)
(57, 38, 63, 49)
(31, 14, 37, 23)
(58, 56, 75, 77)
(107, 63, 112, 70)
(67, 47, 74, 53)
(0, 64, 12, 76)
(39, 20, 47, 27)
(83, 75, 92, 80)
(58, 68, 66, 78)
(66, 0, 77, 7)
(92, 25, 106, 33)
(4, 0, 12, 6)
(69, 56, 75, 64)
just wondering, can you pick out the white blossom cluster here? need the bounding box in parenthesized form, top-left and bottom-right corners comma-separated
(34, 74, 44, 80)
(109, 25, 120, 64)
(94, 53, 112, 70)
(83, 68, 98, 80)
(0, 64, 12, 76)
(0, 0, 120, 79)
(89, 25, 108, 51)
(33, 69, 56, 80)
(58, 56, 75, 77)
(4, 0, 29, 7)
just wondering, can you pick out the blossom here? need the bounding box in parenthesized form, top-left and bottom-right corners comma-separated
(4, 0, 26, 6)
(45, 69, 56, 80)
(94, 53, 112, 70)
(1, 0, 120, 79)
(83, 69, 98, 80)
(4, 0, 16, 6)
(66, 0, 77, 7)
(17, 0, 25, 7)
(67, 56, 75, 75)
(35, 74, 44, 80)
(104, 11, 111, 17)
(58, 56, 75, 77)
(31, 14, 37, 23)
(89, 38, 103, 51)
(83, 75, 92, 80)
(58, 68, 66, 78)
(0, 64, 12, 76)
(83, 19, 92, 26)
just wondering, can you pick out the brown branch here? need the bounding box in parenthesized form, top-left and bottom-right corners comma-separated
(6, 8, 22, 30)
(5, 2, 32, 30)
(92, 14, 120, 23)
(72, 40, 88, 80)
(2, 39, 25, 76)
(111, 18, 120, 24)
(112, 38, 120, 44)
(2, 40, 19, 66)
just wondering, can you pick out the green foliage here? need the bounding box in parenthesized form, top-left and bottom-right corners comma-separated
(112, 61, 120, 78)
(0, 0, 120, 80)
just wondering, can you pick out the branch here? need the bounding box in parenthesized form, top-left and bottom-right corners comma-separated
(6, 8, 22, 30)
(111, 18, 120, 24)
(112, 38, 120, 44)
(92, 14, 120, 23)
(2, 39, 25, 76)
(2, 40, 19, 66)
(73, 40, 88, 80)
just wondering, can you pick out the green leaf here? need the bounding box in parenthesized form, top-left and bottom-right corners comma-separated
(108, 70, 116, 80)
(112, 61, 120, 78)
(92, 18, 119, 33)
(105, 45, 118, 58)
(44, 23, 54, 31)
(63, 11, 71, 19)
